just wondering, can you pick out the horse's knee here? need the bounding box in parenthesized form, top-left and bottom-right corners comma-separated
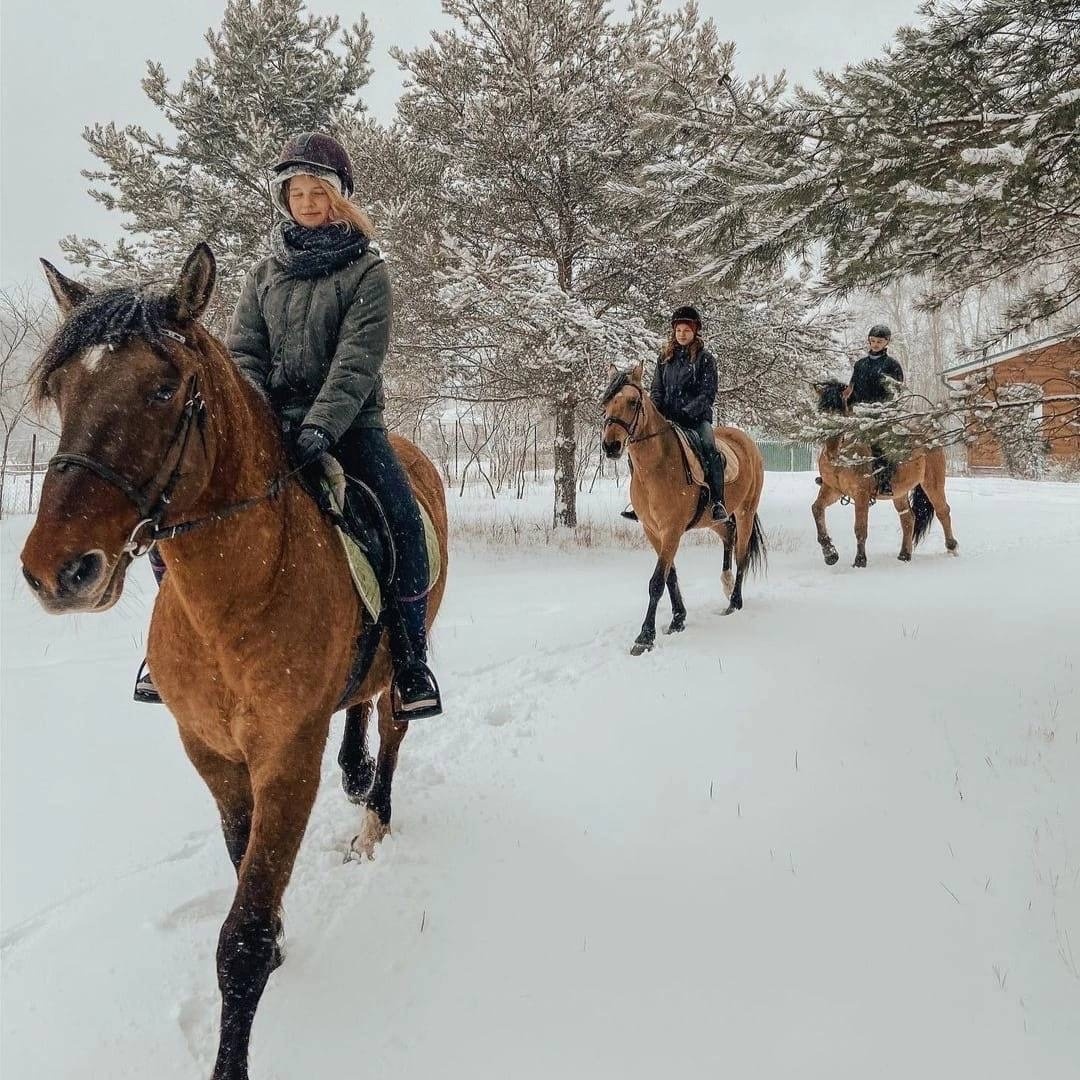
(648, 569, 666, 600)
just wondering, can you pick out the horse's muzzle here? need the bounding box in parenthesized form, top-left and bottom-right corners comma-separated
(21, 548, 120, 613)
(602, 439, 624, 459)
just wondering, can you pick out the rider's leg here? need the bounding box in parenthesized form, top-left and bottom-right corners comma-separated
(334, 427, 441, 720)
(133, 546, 167, 704)
(693, 421, 728, 521)
(871, 444, 894, 496)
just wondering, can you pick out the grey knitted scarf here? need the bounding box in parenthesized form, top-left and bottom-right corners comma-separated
(270, 219, 369, 280)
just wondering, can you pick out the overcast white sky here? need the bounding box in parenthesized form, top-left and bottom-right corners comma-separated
(0, 0, 921, 292)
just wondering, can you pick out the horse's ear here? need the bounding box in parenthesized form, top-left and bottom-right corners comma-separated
(173, 243, 216, 322)
(630, 361, 644, 384)
(40, 259, 91, 316)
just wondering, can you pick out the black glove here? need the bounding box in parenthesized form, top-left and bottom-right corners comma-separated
(295, 425, 332, 466)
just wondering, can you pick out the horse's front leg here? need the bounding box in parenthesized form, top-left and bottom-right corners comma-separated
(895, 497, 915, 561)
(853, 497, 870, 568)
(663, 565, 686, 635)
(632, 533, 678, 655)
(811, 485, 840, 565)
(211, 728, 326, 1080)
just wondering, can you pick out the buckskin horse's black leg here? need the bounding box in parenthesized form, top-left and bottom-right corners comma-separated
(632, 557, 668, 655)
(664, 565, 686, 634)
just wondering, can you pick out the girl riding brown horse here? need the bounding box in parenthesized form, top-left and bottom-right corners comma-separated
(812, 378, 959, 567)
(21, 243, 448, 1080)
(601, 346, 766, 655)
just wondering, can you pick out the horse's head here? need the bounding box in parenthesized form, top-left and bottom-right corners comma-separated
(600, 362, 646, 459)
(815, 378, 850, 415)
(21, 245, 219, 613)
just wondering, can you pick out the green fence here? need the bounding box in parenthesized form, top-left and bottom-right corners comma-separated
(758, 441, 817, 472)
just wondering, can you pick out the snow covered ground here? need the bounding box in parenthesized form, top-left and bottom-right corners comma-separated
(2, 473, 1078, 1079)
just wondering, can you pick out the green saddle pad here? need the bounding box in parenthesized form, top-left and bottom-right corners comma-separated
(321, 479, 441, 622)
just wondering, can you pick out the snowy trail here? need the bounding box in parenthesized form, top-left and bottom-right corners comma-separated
(2, 474, 1079, 1079)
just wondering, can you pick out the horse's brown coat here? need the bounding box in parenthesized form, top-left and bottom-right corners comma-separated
(21, 247, 448, 1080)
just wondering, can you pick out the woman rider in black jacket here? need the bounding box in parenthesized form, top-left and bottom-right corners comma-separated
(647, 306, 728, 521)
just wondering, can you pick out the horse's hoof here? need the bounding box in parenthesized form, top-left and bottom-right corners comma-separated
(348, 810, 390, 861)
(823, 550, 839, 566)
(720, 605, 736, 616)
(630, 639, 654, 656)
(946, 540, 959, 555)
(663, 619, 685, 635)
(853, 556, 867, 568)
(897, 551, 912, 562)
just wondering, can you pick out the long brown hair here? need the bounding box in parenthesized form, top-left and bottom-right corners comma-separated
(659, 329, 704, 363)
(284, 175, 377, 237)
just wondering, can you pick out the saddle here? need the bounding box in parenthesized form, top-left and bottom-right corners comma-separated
(674, 425, 741, 490)
(301, 455, 442, 708)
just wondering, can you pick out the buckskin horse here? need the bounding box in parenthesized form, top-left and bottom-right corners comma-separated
(601, 363, 766, 655)
(812, 378, 958, 567)
(19, 245, 449, 1080)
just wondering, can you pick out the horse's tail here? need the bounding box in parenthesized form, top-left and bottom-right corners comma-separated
(912, 485, 935, 547)
(745, 514, 768, 576)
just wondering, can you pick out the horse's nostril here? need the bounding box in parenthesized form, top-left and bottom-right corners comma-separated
(22, 566, 42, 592)
(56, 551, 106, 597)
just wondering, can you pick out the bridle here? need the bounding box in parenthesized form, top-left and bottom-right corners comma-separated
(602, 383, 670, 445)
(46, 332, 294, 560)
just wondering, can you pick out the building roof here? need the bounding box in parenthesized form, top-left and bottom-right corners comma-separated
(943, 325, 1080, 380)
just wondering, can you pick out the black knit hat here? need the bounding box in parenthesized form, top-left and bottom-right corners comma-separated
(273, 132, 355, 196)
(868, 323, 892, 340)
(671, 305, 702, 329)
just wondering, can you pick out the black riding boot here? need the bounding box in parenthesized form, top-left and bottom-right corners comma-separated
(703, 446, 729, 522)
(385, 592, 442, 721)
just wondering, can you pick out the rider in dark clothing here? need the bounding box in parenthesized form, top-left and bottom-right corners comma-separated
(845, 323, 905, 495)
(650, 305, 728, 522)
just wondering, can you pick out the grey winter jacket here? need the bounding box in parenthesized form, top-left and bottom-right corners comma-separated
(226, 248, 391, 441)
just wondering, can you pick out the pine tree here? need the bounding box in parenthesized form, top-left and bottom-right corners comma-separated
(391, 0, 686, 528)
(691, 0, 1080, 351)
(60, 0, 374, 329)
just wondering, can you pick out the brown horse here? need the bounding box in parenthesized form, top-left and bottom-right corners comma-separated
(19, 245, 448, 1080)
(601, 363, 766, 655)
(812, 379, 958, 567)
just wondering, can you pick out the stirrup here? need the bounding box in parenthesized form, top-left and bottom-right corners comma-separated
(620, 504, 638, 521)
(391, 660, 443, 721)
(711, 501, 729, 523)
(133, 659, 163, 705)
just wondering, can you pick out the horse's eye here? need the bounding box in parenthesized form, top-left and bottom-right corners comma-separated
(150, 384, 178, 403)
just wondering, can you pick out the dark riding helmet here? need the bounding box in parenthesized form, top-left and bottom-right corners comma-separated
(273, 132, 354, 194)
(671, 305, 702, 329)
(270, 133, 355, 218)
(868, 323, 892, 340)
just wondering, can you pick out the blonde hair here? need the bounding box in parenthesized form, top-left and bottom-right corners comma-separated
(284, 175, 376, 237)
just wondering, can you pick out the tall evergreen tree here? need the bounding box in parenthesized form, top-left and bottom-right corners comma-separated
(392, 0, 682, 527)
(663, 0, 1080, 351)
(60, 0, 374, 328)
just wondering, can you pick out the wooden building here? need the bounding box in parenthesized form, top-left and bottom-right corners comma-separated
(943, 328, 1080, 475)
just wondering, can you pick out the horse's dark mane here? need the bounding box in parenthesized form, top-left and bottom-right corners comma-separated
(600, 369, 638, 406)
(817, 378, 848, 414)
(32, 285, 180, 407)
